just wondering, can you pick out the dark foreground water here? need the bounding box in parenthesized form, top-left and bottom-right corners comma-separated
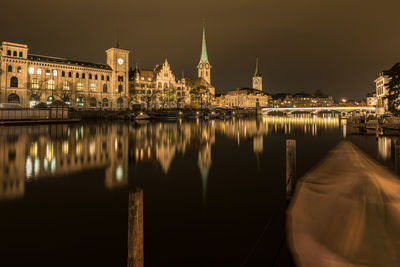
(0, 116, 398, 267)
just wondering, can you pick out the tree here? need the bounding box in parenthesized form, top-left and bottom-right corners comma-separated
(385, 64, 400, 116)
(141, 90, 159, 110)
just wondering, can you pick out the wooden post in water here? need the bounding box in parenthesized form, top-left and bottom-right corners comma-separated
(128, 187, 144, 267)
(286, 140, 296, 200)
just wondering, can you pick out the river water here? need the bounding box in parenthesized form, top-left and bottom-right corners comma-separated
(0, 116, 398, 266)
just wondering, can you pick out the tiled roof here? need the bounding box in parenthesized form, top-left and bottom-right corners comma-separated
(28, 54, 112, 70)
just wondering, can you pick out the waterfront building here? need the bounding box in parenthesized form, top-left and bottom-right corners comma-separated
(129, 24, 215, 109)
(218, 59, 269, 108)
(375, 69, 390, 115)
(366, 92, 377, 108)
(0, 42, 130, 109)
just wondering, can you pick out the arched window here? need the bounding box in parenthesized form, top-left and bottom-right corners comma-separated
(101, 75, 104, 81)
(118, 85, 123, 93)
(89, 97, 97, 107)
(7, 65, 12, 72)
(76, 97, 84, 107)
(7, 50, 11, 56)
(103, 84, 108, 93)
(19, 52, 23, 57)
(17, 66, 22, 73)
(68, 72, 72, 78)
(102, 98, 109, 107)
(8, 94, 20, 103)
(95, 74, 98, 80)
(106, 76, 110, 81)
(48, 80, 55, 90)
(62, 71, 65, 77)
(89, 74, 92, 79)
(10, 77, 18, 88)
(47, 96, 54, 104)
(82, 73, 86, 79)
(164, 83, 168, 89)
(13, 51, 17, 57)
(76, 73, 79, 78)
(29, 95, 40, 108)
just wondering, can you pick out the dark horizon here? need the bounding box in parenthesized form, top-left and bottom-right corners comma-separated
(2, 0, 400, 99)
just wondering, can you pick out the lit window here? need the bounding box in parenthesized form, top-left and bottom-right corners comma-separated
(46, 70, 50, 76)
(77, 82, 83, 90)
(37, 68, 42, 75)
(48, 80, 55, 90)
(31, 78, 39, 89)
(53, 70, 57, 76)
(90, 83, 96, 90)
(28, 67, 34, 74)
(63, 81, 70, 90)
(17, 66, 22, 73)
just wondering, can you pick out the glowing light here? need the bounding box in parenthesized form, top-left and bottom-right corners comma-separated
(116, 165, 123, 181)
(26, 156, 33, 178)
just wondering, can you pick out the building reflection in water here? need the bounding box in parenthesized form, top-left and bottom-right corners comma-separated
(0, 116, 342, 200)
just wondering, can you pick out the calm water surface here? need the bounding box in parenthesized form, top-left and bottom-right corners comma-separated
(0, 116, 398, 266)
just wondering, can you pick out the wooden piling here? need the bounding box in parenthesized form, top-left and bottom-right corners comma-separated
(286, 140, 296, 200)
(128, 187, 144, 267)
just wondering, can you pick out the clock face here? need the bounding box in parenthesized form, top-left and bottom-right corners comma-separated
(118, 58, 124, 65)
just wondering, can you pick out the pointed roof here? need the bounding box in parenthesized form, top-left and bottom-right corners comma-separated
(254, 57, 261, 77)
(200, 21, 208, 64)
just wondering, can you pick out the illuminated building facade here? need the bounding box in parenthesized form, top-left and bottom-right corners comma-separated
(0, 42, 130, 109)
(375, 70, 390, 115)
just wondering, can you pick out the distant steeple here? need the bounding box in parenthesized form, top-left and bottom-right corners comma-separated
(200, 20, 208, 64)
(254, 57, 261, 77)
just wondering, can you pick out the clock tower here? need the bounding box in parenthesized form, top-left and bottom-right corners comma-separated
(197, 22, 211, 84)
(106, 47, 130, 108)
(252, 57, 262, 91)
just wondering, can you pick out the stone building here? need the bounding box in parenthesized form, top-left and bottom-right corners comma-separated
(219, 58, 269, 108)
(0, 42, 130, 109)
(129, 23, 215, 109)
(366, 92, 377, 108)
(375, 69, 390, 115)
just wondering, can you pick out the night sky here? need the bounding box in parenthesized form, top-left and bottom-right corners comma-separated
(2, 0, 400, 99)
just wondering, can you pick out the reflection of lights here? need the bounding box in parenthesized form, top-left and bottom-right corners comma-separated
(51, 157, 56, 173)
(44, 158, 48, 171)
(115, 138, 118, 151)
(34, 158, 40, 176)
(30, 142, 38, 157)
(26, 156, 33, 178)
(89, 141, 95, 155)
(76, 142, 82, 156)
(116, 165, 124, 181)
(343, 124, 347, 138)
(62, 141, 69, 155)
(46, 143, 54, 162)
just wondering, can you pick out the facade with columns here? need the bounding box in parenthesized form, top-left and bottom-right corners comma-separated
(0, 42, 130, 109)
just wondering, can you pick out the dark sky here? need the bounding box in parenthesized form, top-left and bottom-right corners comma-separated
(2, 0, 400, 99)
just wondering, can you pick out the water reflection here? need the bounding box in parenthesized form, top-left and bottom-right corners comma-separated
(0, 116, 342, 200)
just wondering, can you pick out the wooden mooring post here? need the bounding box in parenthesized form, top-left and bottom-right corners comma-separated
(286, 140, 296, 200)
(128, 187, 144, 267)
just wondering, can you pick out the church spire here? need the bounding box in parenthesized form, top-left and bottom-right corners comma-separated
(200, 20, 208, 64)
(254, 57, 261, 77)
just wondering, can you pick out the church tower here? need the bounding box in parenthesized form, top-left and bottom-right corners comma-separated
(252, 57, 262, 91)
(197, 22, 211, 84)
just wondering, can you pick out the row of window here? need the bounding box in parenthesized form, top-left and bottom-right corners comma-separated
(7, 50, 23, 57)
